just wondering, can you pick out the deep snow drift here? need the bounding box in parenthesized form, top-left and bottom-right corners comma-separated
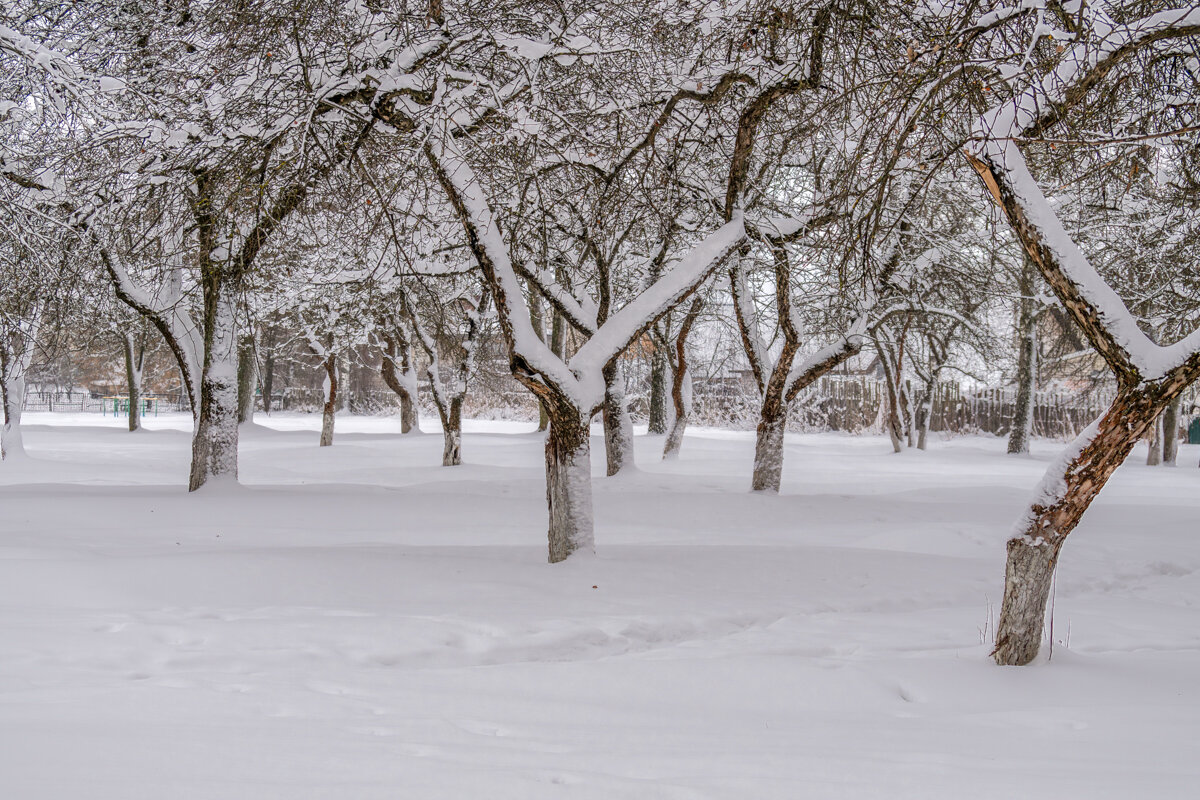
(2, 413, 1199, 799)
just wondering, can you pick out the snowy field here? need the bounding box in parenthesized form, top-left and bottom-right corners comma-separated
(2, 412, 1200, 799)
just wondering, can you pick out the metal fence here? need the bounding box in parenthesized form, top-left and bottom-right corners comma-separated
(22, 391, 190, 415)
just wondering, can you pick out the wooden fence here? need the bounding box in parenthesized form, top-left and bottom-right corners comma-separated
(692, 377, 1119, 440)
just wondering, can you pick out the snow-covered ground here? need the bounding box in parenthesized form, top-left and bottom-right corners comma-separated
(2, 412, 1199, 799)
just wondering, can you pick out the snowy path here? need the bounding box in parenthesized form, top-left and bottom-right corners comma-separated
(2, 414, 1199, 798)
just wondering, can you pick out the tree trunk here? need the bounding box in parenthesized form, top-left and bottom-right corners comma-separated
(751, 403, 787, 493)
(916, 386, 932, 451)
(1008, 254, 1038, 454)
(1146, 413, 1162, 466)
(122, 332, 143, 433)
(380, 335, 421, 435)
(902, 381, 916, 448)
(401, 393, 419, 435)
(189, 289, 240, 491)
(440, 395, 463, 466)
(601, 361, 635, 476)
(236, 335, 256, 424)
(0, 369, 25, 461)
(339, 353, 352, 413)
(1163, 396, 1180, 466)
(320, 353, 338, 447)
(993, 534, 1065, 667)
(663, 299, 700, 460)
(0, 346, 32, 461)
(993, 385, 1181, 665)
(539, 311, 564, 434)
(648, 335, 669, 435)
(877, 344, 905, 454)
(663, 366, 691, 460)
(261, 348, 275, 414)
(545, 407, 595, 563)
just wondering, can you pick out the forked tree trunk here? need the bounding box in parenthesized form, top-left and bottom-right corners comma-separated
(993, 384, 1183, 665)
(122, 332, 144, 433)
(380, 335, 421, 435)
(648, 337, 669, 435)
(601, 361, 635, 476)
(189, 290, 240, 491)
(545, 405, 595, 563)
(1163, 396, 1180, 465)
(1008, 254, 1038, 455)
(320, 354, 338, 448)
(236, 335, 256, 424)
(440, 396, 463, 466)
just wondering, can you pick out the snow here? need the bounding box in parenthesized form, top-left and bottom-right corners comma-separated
(3, 413, 1200, 798)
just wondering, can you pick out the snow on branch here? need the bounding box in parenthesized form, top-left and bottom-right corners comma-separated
(570, 216, 746, 380)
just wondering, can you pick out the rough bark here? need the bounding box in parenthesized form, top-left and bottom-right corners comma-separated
(601, 360, 635, 476)
(236, 335, 256, 424)
(544, 406, 595, 563)
(751, 406, 787, 493)
(1163, 396, 1180, 465)
(994, 535, 1065, 667)
(320, 353, 338, 448)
